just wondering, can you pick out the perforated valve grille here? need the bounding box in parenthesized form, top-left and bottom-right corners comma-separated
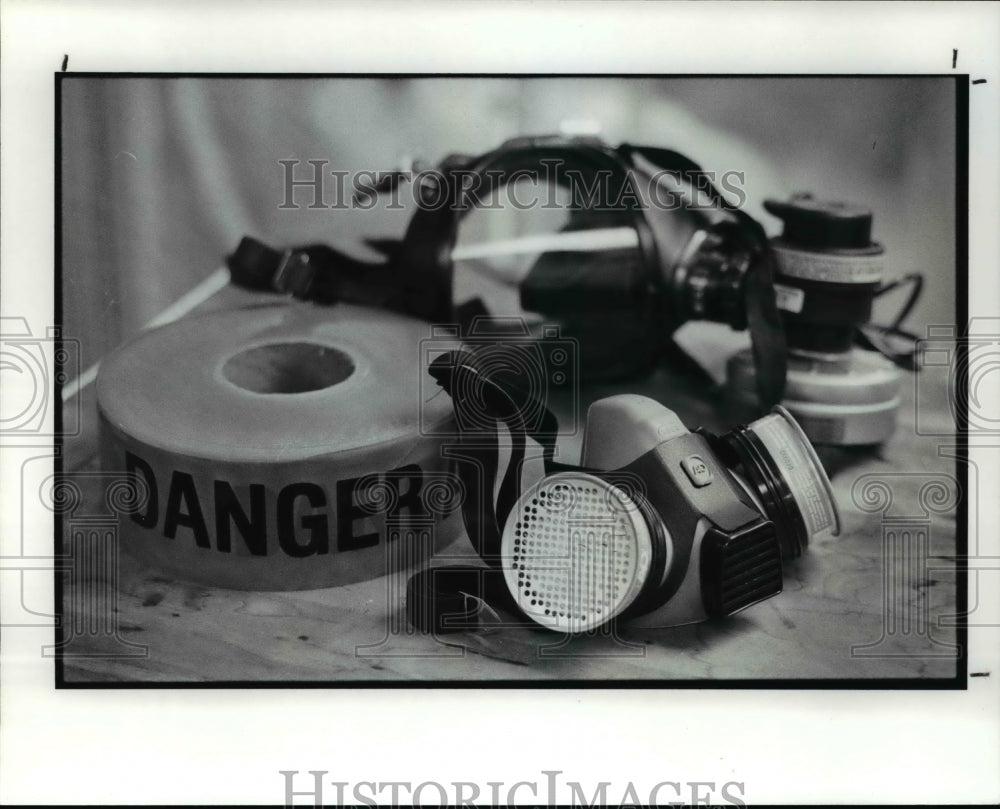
(501, 472, 653, 633)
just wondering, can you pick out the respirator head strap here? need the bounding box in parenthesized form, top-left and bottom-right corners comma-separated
(228, 135, 790, 406)
(226, 233, 457, 321)
(621, 144, 788, 407)
(405, 564, 519, 635)
(742, 232, 788, 405)
(855, 272, 924, 370)
(404, 347, 563, 634)
(428, 347, 560, 563)
(618, 143, 736, 210)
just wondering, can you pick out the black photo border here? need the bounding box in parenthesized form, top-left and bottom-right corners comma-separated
(53, 72, 970, 691)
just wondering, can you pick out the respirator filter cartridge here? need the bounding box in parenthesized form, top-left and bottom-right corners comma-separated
(501, 472, 666, 634)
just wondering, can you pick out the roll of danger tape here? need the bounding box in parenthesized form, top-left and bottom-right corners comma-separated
(96, 302, 462, 590)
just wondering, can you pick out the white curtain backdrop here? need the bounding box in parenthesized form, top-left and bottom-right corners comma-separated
(60, 77, 956, 367)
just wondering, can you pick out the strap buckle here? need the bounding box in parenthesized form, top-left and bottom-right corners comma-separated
(272, 250, 315, 298)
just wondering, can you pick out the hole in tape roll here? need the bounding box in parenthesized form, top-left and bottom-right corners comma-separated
(222, 342, 355, 394)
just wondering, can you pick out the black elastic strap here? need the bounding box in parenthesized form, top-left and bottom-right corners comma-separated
(228, 236, 383, 304)
(855, 323, 923, 371)
(620, 143, 737, 211)
(855, 273, 924, 370)
(427, 347, 559, 560)
(623, 143, 787, 407)
(226, 235, 466, 324)
(405, 346, 563, 632)
(405, 565, 519, 634)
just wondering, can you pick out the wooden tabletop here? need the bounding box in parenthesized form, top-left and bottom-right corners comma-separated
(58, 286, 961, 685)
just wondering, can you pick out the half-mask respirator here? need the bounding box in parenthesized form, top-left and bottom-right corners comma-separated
(404, 346, 840, 635)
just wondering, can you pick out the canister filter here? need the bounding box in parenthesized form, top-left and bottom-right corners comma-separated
(501, 471, 660, 633)
(726, 347, 901, 445)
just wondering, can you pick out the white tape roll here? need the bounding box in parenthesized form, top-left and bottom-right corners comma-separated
(97, 302, 462, 590)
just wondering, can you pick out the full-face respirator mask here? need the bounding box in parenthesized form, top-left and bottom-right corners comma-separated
(228, 134, 922, 445)
(229, 135, 788, 407)
(402, 346, 840, 635)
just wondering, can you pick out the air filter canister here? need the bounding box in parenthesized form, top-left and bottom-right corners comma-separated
(500, 471, 665, 633)
(733, 193, 906, 445)
(96, 302, 460, 590)
(717, 405, 841, 559)
(726, 347, 901, 445)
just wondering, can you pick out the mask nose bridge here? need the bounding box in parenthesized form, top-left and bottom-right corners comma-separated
(581, 393, 689, 470)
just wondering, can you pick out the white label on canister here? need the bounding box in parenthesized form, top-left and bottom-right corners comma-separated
(773, 283, 805, 313)
(773, 245, 884, 284)
(753, 416, 834, 536)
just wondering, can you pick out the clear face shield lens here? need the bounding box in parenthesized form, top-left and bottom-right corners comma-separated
(452, 176, 644, 327)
